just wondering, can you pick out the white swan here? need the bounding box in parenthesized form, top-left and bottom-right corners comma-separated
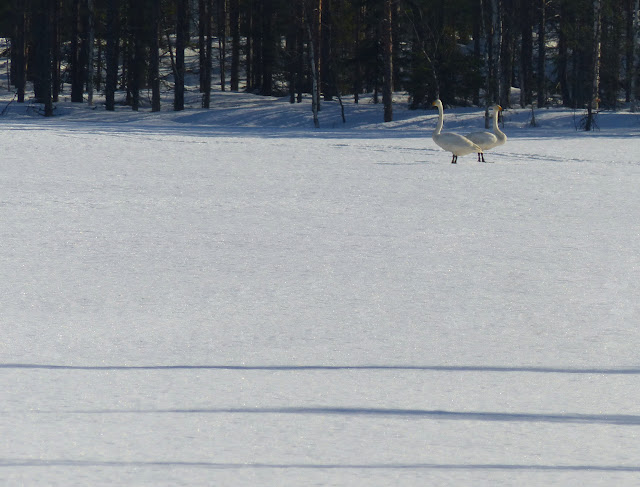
(431, 99, 482, 164)
(465, 105, 507, 162)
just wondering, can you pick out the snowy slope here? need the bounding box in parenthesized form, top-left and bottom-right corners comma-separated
(2, 87, 640, 486)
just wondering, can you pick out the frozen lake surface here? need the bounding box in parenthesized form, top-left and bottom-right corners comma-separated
(2, 93, 640, 486)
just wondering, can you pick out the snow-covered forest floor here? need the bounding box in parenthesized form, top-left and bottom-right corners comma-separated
(2, 46, 640, 485)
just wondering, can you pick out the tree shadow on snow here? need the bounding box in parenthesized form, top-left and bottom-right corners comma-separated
(4, 363, 640, 375)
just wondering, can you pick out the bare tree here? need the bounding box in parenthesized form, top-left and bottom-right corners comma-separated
(203, 0, 213, 107)
(229, 0, 240, 91)
(218, 0, 228, 92)
(86, 0, 95, 106)
(519, 0, 533, 108)
(536, 0, 546, 107)
(630, 0, 640, 110)
(12, 0, 26, 103)
(52, 0, 61, 103)
(199, 0, 207, 91)
(151, 0, 161, 112)
(70, 0, 85, 103)
(33, 0, 54, 115)
(105, 0, 119, 111)
(487, 0, 502, 105)
(304, 0, 320, 127)
(499, 0, 513, 108)
(129, 0, 144, 111)
(585, 0, 602, 130)
(382, 0, 393, 122)
(175, 0, 189, 111)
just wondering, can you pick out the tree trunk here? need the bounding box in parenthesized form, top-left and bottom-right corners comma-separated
(472, 0, 483, 106)
(321, 0, 333, 101)
(519, 0, 533, 107)
(314, 0, 322, 110)
(305, 5, 320, 128)
(219, 0, 228, 92)
(151, 0, 161, 112)
(229, 0, 240, 91)
(632, 0, 640, 110)
(12, 0, 26, 103)
(249, 1, 263, 91)
(499, 0, 513, 108)
(246, 1, 253, 90)
(129, 0, 144, 111)
(536, 0, 546, 107)
(33, 0, 53, 115)
(95, 37, 103, 92)
(259, 0, 273, 95)
(105, 0, 119, 111)
(52, 0, 61, 102)
(354, 3, 362, 104)
(199, 0, 207, 91)
(286, 6, 299, 103)
(382, 0, 393, 122)
(586, 0, 602, 131)
(203, 0, 213, 107)
(558, 1, 571, 106)
(487, 0, 502, 106)
(71, 0, 84, 103)
(600, 3, 621, 108)
(175, 0, 189, 111)
(86, 0, 95, 106)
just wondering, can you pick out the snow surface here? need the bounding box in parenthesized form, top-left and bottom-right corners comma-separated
(2, 81, 640, 486)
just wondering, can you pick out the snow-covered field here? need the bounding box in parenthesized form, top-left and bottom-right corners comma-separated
(2, 74, 640, 486)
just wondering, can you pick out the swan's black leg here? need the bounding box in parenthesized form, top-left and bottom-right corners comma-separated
(481, 153, 486, 162)
(477, 152, 481, 162)
(451, 154, 457, 164)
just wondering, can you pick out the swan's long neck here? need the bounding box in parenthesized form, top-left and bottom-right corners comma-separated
(433, 104, 443, 136)
(492, 109, 506, 142)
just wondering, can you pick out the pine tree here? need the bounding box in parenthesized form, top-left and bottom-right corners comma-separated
(585, 0, 602, 130)
(229, 0, 240, 91)
(11, 0, 26, 103)
(537, 0, 546, 107)
(32, 0, 54, 115)
(105, 0, 119, 111)
(382, 0, 393, 122)
(174, 0, 189, 111)
(151, 0, 162, 112)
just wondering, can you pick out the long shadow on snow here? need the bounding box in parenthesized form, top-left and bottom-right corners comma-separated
(38, 407, 640, 426)
(2, 459, 639, 472)
(3, 363, 640, 375)
(3, 118, 639, 140)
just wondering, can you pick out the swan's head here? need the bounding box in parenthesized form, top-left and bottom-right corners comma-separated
(493, 104, 503, 112)
(432, 99, 443, 109)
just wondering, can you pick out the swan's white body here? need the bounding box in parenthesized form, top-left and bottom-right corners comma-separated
(465, 105, 507, 162)
(431, 100, 482, 164)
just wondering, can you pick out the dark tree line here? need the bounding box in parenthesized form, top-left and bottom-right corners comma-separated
(1, 0, 639, 124)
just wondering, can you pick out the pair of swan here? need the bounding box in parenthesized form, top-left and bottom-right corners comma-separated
(431, 100, 507, 164)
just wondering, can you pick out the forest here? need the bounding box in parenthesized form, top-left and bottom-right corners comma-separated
(0, 0, 639, 123)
